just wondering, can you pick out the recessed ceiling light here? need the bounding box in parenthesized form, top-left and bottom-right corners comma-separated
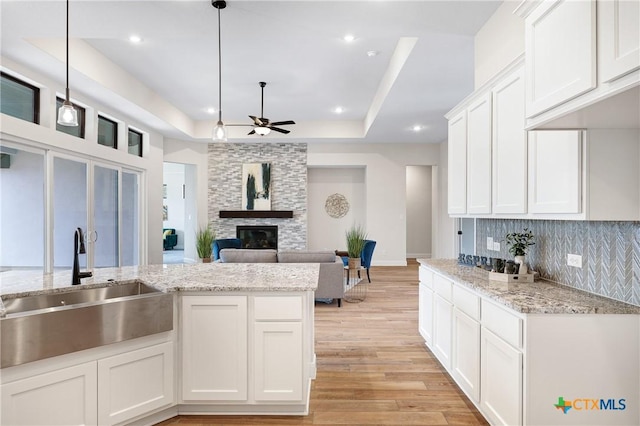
(207, 107, 216, 114)
(129, 34, 143, 43)
(343, 34, 355, 43)
(334, 106, 344, 114)
(366, 50, 379, 57)
(412, 125, 422, 132)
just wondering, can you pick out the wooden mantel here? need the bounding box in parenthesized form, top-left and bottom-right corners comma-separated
(219, 210, 294, 219)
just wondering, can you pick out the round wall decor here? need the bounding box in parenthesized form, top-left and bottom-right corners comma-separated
(325, 193, 349, 218)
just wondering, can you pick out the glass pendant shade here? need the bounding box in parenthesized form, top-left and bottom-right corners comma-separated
(212, 120, 227, 142)
(254, 126, 271, 136)
(57, 101, 78, 126)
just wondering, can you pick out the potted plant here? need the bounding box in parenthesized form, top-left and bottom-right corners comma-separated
(345, 224, 367, 269)
(196, 224, 215, 263)
(505, 228, 535, 274)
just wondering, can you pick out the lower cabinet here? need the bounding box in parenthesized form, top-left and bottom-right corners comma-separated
(480, 327, 522, 426)
(1, 362, 98, 426)
(452, 308, 480, 403)
(418, 281, 434, 346)
(1, 339, 174, 426)
(432, 294, 453, 370)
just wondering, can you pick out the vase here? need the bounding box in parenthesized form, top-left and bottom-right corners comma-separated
(514, 255, 527, 274)
(202, 257, 212, 263)
(348, 257, 361, 269)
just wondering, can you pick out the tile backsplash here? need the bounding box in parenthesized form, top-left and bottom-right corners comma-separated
(476, 219, 640, 307)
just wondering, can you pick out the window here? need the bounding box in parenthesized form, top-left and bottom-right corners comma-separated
(128, 128, 143, 157)
(98, 115, 118, 149)
(56, 97, 86, 138)
(1, 72, 39, 124)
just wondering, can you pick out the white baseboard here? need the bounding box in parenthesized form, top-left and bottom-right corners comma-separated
(407, 252, 431, 259)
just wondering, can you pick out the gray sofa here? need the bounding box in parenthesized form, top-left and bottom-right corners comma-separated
(219, 249, 344, 306)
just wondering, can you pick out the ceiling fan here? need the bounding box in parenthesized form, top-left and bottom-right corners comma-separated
(231, 82, 295, 136)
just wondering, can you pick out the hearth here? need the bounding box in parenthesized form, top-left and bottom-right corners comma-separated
(236, 226, 278, 250)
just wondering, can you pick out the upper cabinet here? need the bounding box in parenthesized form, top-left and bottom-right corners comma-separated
(598, 0, 640, 83)
(466, 94, 493, 214)
(448, 111, 467, 215)
(516, 0, 640, 129)
(525, 0, 597, 118)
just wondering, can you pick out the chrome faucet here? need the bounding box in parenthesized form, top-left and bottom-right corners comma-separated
(72, 227, 93, 285)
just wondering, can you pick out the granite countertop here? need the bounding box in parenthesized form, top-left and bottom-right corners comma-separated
(419, 258, 640, 315)
(0, 262, 320, 317)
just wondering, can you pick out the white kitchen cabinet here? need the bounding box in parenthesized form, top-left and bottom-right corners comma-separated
(448, 110, 467, 214)
(181, 295, 248, 401)
(466, 93, 493, 214)
(1, 362, 98, 426)
(480, 327, 523, 426)
(598, 0, 640, 83)
(97, 342, 174, 425)
(525, 0, 596, 117)
(492, 66, 527, 214)
(452, 308, 480, 403)
(528, 130, 582, 214)
(418, 281, 434, 346)
(432, 293, 453, 370)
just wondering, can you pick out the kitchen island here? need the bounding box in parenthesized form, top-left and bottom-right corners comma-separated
(0, 262, 320, 426)
(418, 259, 640, 426)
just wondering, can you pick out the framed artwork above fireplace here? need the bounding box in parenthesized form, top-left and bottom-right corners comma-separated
(242, 163, 271, 211)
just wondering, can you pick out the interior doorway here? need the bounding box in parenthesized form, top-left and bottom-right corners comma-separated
(406, 165, 433, 259)
(162, 162, 198, 264)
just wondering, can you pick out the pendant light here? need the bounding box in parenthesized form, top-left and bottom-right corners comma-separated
(212, 0, 227, 142)
(57, 0, 78, 127)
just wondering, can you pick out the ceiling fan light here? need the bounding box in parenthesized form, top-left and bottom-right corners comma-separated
(212, 120, 227, 142)
(254, 126, 271, 136)
(57, 101, 78, 126)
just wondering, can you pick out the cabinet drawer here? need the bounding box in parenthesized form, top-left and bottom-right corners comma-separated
(254, 296, 302, 321)
(433, 274, 453, 302)
(453, 285, 480, 320)
(419, 266, 433, 289)
(482, 300, 522, 349)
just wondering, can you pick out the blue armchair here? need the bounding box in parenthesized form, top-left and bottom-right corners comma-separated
(163, 228, 178, 250)
(340, 239, 377, 282)
(213, 238, 242, 261)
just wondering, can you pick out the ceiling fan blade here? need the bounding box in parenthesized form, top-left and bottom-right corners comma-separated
(270, 120, 295, 126)
(270, 127, 290, 134)
(248, 129, 256, 135)
(249, 115, 263, 126)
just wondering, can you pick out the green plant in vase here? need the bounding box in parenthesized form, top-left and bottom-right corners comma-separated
(345, 224, 367, 269)
(505, 228, 535, 274)
(196, 224, 216, 263)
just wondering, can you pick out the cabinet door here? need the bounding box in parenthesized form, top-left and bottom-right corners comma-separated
(492, 67, 527, 214)
(1, 362, 98, 426)
(448, 110, 467, 214)
(528, 130, 582, 214)
(481, 328, 522, 426)
(254, 322, 303, 401)
(418, 281, 434, 347)
(526, 0, 596, 117)
(598, 0, 640, 83)
(181, 295, 248, 401)
(466, 93, 492, 214)
(452, 309, 480, 403)
(432, 294, 453, 370)
(97, 342, 174, 425)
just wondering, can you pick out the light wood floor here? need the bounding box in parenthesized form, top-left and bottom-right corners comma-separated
(157, 260, 488, 425)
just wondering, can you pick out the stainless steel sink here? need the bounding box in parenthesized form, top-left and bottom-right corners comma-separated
(2, 281, 160, 315)
(1, 281, 173, 368)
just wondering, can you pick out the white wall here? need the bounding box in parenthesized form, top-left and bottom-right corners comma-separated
(474, 0, 524, 89)
(435, 141, 456, 258)
(406, 165, 432, 258)
(307, 167, 366, 252)
(162, 162, 186, 249)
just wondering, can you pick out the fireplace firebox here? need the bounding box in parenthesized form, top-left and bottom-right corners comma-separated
(236, 226, 278, 250)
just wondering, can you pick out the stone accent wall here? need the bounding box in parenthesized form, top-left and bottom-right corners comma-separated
(476, 219, 640, 306)
(208, 143, 307, 250)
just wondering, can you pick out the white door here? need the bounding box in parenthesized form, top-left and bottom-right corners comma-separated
(418, 281, 434, 346)
(480, 328, 523, 426)
(598, 0, 640, 83)
(526, 0, 596, 117)
(466, 93, 492, 214)
(432, 294, 453, 370)
(97, 342, 174, 425)
(1, 362, 98, 426)
(452, 308, 480, 403)
(254, 322, 303, 401)
(528, 130, 582, 214)
(181, 295, 248, 401)
(448, 111, 467, 214)
(492, 66, 527, 214)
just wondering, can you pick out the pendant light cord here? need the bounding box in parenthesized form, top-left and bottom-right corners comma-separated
(217, 5, 222, 123)
(65, 0, 70, 101)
